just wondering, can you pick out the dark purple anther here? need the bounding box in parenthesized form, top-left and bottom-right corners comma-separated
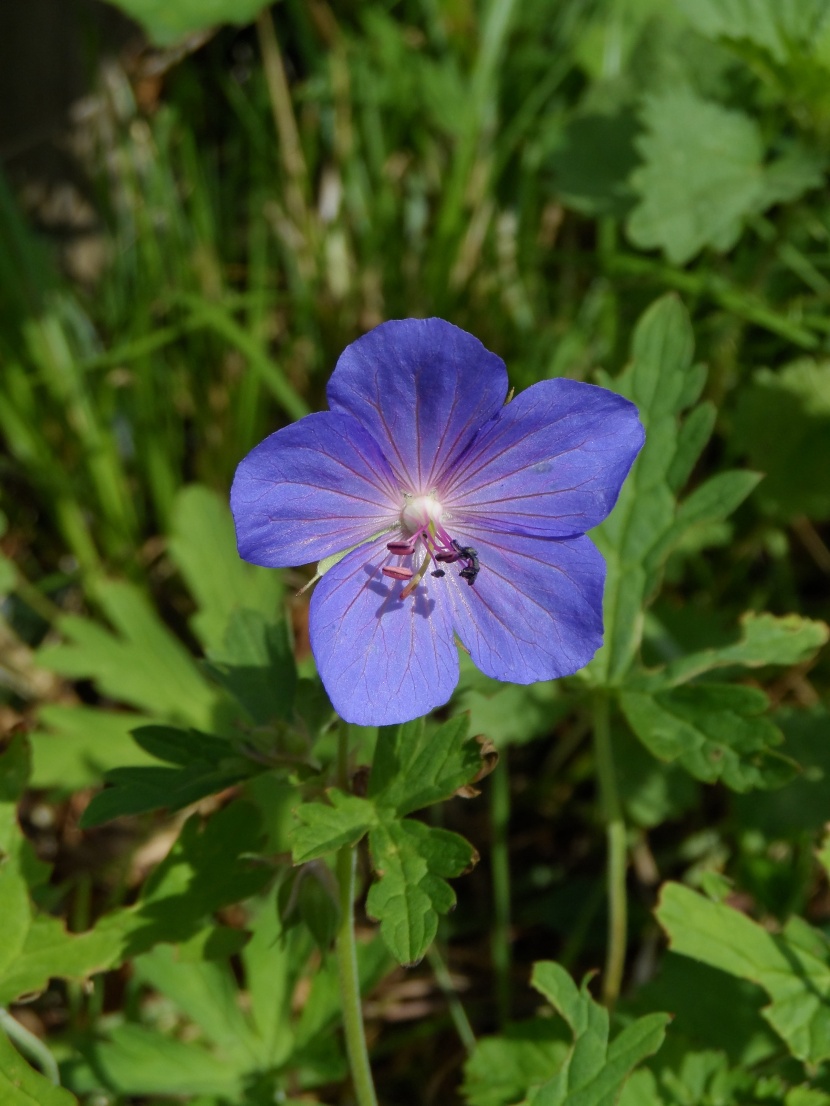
(387, 540, 416, 555)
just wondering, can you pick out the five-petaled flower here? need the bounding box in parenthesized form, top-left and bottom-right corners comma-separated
(231, 319, 644, 726)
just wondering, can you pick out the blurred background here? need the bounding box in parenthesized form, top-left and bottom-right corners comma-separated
(2, 1, 830, 1103)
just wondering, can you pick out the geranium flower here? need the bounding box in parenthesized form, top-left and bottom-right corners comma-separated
(231, 319, 644, 726)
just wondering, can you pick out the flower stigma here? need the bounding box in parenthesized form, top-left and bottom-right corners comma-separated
(380, 491, 480, 597)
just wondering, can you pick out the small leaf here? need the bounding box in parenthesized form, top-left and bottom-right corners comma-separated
(659, 612, 829, 685)
(0, 1029, 77, 1105)
(369, 715, 483, 815)
(290, 791, 377, 864)
(620, 684, 795, 791)
(524, 963, 669, 1106)
(366, 820, 475, 965)
(657, 882, 830, 1064)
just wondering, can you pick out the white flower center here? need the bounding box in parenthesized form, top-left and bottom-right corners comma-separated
(401, 494, 444, 536)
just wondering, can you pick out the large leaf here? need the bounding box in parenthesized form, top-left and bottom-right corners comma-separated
(98, 0, 273, 47)
(0, 800, 270, 1005)
(676, 0, 830, 64)
(620, 684, 795, 791)
(732, 360, 830, 521)
(206, 607, 296, 724)
(29, 706, 157, 791)
(462, 1022, 571, 1106)
(37, 580, 221, 730)
(627, 89, 824, 263)
(589, 296, 754, 684)
(168, 485, 283, 653)
(657, 882, 830, 1064)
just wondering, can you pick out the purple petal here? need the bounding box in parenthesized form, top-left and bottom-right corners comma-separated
(231, 412, 400, 568)
(445, 379, 644, 538)
(443, 530, 606, 682)
(309, 536, 459, 726)
(326, 319, 508, 492)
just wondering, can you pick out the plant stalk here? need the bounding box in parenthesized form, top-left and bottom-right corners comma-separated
(592, 692, 627, 1007)
(334, 721, 379, 1106)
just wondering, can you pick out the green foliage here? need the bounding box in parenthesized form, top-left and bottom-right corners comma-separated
(657, 880, 830, 1064)
(732, 360, 830, 521)
(292, 717, 482, 964)
(462, 962, 668, 1106)
(0, 1029, 76, 1106)
(628, 89, 825, 264)
(619, 684, 794, 791)
(97, 0, 273, 45)
(4, 1, 830, 1100)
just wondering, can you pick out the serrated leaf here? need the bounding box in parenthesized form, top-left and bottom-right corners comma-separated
(645, 471, 761, 572)
(133, 944, 259, 1065)
(80, 723, 255, 827)
(676, 0, 830, 64)
(463, 1021, 571, 1106)
(37, 580, 220, 729)
(620, 684, 795, 791)
(168, 485, 284, 652)
(290, 791, 376, 864)
(592, 297, 724, 684)
(659, 613, 829, 685)
(733, 360, 830, 521)
(70, 1023, 244, 1098)
(518, 963, 668, 1106)
(206, 607, 296, 723)
(100, 0, 272, 47)
(657, 882, 830, 1064)
(369, 715, 482, 815)
(30, 706, 157, 791)
(627, 89, 822, 264)
(0, 1030, 77, 1106)
(0, 801, 269, 1004)
(366, 820, 475, 965)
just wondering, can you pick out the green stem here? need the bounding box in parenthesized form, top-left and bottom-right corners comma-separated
(427, 945, 476, 1054)
(592, 693, 627, 1007)
(334, 722, 379, 1106)
(0, 1008, 60, 1085)
(490, 753, 512, 1027)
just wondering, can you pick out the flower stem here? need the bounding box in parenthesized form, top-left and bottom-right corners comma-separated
(592, 692, 627, 1007)
(334, 721, 379, 1106)
(489, 753, 512, 1027)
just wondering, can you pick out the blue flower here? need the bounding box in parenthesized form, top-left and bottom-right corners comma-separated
(231, 319, 644, 726)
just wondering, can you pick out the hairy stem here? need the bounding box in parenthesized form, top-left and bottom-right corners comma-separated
(335, 721, 379, 1106)
(592, 693, 627, 1007)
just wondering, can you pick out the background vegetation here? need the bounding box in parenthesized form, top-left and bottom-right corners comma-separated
(2, 1, 830, 1103)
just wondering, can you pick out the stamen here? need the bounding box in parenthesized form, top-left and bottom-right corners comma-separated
(431, 569, 445, 578)
(382, 565, 414, 581)
(387, 540, 416, 555)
